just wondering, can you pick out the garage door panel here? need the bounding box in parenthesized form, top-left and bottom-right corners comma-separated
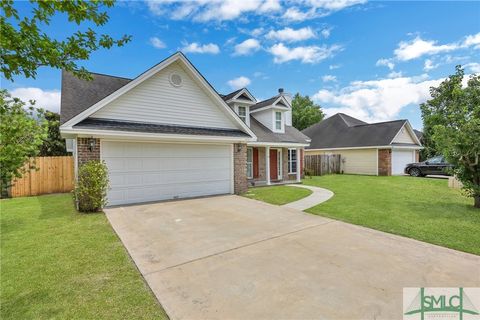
(392, 150, 414, 175)
(102, 141, 232, 206)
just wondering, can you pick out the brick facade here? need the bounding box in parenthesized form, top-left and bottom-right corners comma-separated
(77, 138, 100, 166)
(234, 143, 248, 194)
(378, 148, 391, 176)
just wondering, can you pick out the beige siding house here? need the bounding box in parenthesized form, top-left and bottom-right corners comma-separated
(302, 113, 423, 176)
(60, 52, 309, 206)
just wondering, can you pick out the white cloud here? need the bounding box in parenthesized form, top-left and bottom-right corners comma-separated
(147, 0, 365, 22)
(251, 27, 265, 37)
(394, 36, 458, 61)
(282, 0, 366, 21)
(149, 37, 166, 49)
(423, 59, 439, 71)
(322, 75, 337, 82)
(234, 38, 261, 56)
(253, 71, 269, 79)
(282, 7, 315, 21)
(268, 43, 342, 64)
(227, 76, 251, 90)
(10, 87, 61, 113)
(464, 62, 480, 73)
(462, 32, 480, 49)
(376, 58, 395, 70)
(181, 42, 220, 54)
(388, 71, 403, 78)
(312, 75, 444, 123)
(320, 28, 331, 38)
(329, 64, 341, 70)
(266, 27, 316, 43)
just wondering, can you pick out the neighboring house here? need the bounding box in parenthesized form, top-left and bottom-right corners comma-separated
(59, 52, 309, 206)
(302, 113, 422, 176)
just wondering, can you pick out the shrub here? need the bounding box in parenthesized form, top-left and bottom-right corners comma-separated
(74, 160, 109, 212)
(303, 167, 314, 179)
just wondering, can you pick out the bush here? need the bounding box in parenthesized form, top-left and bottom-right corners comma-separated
(74, 160, 109, 212)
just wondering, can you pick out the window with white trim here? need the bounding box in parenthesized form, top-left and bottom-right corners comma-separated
(246, 147, 253, 179)
(238, 106, 247, 123)
(288, 149, 297, 174)
(275, 111, 282, 130)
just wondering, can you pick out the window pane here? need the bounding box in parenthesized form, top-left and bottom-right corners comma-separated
(247, 148, 252, 161)
(276, 112, 281, 120)
(238, 106, 246, 116)
(247, 163, 252, 178)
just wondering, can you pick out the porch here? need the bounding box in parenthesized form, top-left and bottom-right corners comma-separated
(246, 146, 304, 186)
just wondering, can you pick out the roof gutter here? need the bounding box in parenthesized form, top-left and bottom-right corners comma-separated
(60, 127, 256, 143)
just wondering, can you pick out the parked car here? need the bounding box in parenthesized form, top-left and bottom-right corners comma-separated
(404, 155, 453, 177)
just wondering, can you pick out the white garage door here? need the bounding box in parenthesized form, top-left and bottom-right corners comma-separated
(392, 149, 415, 175)
(102, 141, 232, 206)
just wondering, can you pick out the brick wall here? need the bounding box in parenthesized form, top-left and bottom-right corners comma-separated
(234, 143, 248, 194)
(77, 138, 100, 166)
(378, 148, 391, 176)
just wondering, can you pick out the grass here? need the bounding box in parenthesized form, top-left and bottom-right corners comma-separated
(0, 194, 168, 320)
(243, 185, 312, 205)
(301, 175, 480, 255)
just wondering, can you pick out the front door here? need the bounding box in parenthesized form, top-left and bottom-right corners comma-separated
(270, 149, 278, 180)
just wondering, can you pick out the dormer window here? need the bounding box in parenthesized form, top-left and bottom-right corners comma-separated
(238, 106, 247, 123)
(275, 111, 282, 130)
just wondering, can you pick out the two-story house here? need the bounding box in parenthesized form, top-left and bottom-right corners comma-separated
(59, 52, 310, 206)
(220, 88, 310, 186)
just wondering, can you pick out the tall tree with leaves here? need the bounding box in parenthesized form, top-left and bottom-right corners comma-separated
(39, 111, 69, 156)
(1, 0, 131, 81)
(291, 93, 325, 130)
(0, 90, 48, 197)
(421, 66, 480, 208)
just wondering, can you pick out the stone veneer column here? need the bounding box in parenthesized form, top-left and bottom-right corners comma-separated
(233, 143, 248, 194)
(77, 138, 100, 166)
(378, 149, 391, 176)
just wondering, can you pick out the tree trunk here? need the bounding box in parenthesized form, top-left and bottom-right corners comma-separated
(475, 195, 480, 209)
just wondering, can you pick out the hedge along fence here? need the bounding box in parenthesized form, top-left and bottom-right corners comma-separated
(10, 156, 74, 197)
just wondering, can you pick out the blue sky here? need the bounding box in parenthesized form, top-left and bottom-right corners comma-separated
(3, 1, 480, 129)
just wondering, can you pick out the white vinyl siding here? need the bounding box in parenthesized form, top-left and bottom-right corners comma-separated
(392, 149, 415, 175)
(392, 125, 416, 144)
(253, 109, 274, 131)
(91, 62, 238, 130)
(102, 141, 232, 206)
(306, 148, 377, 175)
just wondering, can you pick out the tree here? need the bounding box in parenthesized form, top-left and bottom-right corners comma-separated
(0, 90, 48, 197)
(39, 111, 69, 156)
(420, 66, 480, 208)
(1, 0, 131, 81)
(291, 93, 325, 131)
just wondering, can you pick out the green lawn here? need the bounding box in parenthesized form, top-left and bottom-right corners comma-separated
(302, 175, 480, 255)
(0, 194, 168, 320)
(243, 185, 312, 205)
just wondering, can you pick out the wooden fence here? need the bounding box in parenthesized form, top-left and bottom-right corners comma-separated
(10, 156, 74, 197)
(304, 154, 341, 176)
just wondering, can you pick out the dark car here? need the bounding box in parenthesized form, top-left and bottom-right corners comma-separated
(404, 155, 453, 177)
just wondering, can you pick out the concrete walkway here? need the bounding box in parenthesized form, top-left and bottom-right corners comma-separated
(282, 184, 334, 211)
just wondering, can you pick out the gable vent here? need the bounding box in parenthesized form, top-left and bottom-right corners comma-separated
(169, 73, 182, 87)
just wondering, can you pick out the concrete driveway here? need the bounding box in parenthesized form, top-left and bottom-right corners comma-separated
(105, 195, 480, 320)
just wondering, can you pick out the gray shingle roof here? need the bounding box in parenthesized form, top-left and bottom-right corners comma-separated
(302, 113, 419, 149)
(220, 88, 243, 101)
(60, 71, 131, 124)
(250, 118, 310, 144)
(74, 118, 250, 138)
(250, 95, 280, 111)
